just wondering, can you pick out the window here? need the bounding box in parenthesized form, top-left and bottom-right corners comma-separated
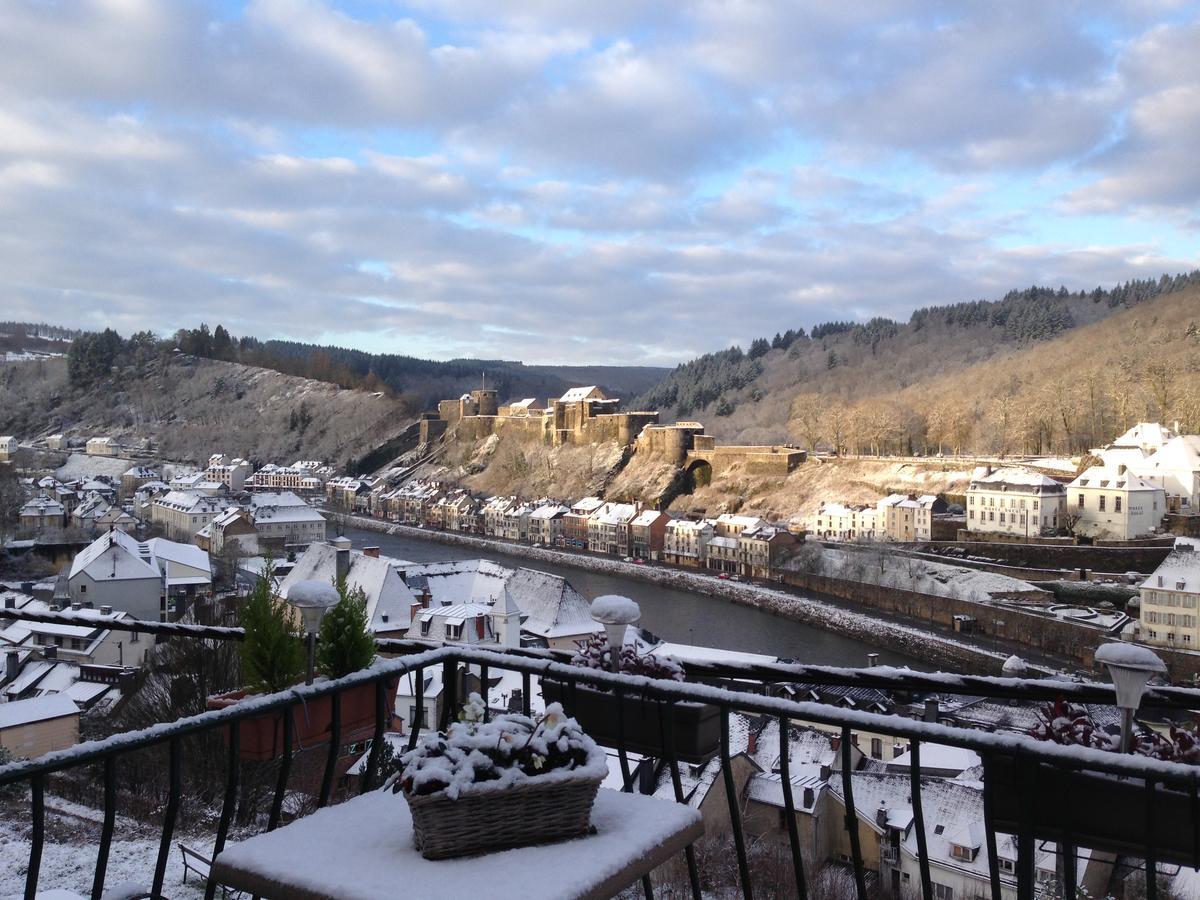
(988, 511, 995, 521)
(1099, 496, 1106, 512)
(871, 738, 882, 759)
(1078, 495, 1085, 509)
(999, 859, 1015, 874)
(951, 844, 975, 861)
(969, 510, 974, 520)
(1033, 500, 1039, 510)
(934, 883, 953, 900)
(446, 623, 463, 641)
(1115, 497, 1123, 513)
(419, 619, 432, 636)
(409, 705, 425, 728)
(999, 513, 1005, 523)
(79, 584, 87, 594)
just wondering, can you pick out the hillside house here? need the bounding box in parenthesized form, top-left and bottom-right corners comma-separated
(150, 490, 228, 541)
(67, 530, 211, 621)
(44, 434, 66, 451)
(205, 457, 252, 492)
(95, 507, 138, 534)
(85, 437, 117, 457)
(248, 492, 326, 550)
(1067, 465, 1165, 541)
(0, 694, 80, 759)
(966, 467, 1067, 538)
(810, 502, 878, 541)
(0, 435, 16, 461)
(1132, 435, 1200, 516)
(205, 507, 259, 556)
(877, 494, 949, 542)
(19, 497, 65, 533)
(119, 466, 160, 500)
(1135, 539, 1200, 650)
(1096, 422, 1175, 470)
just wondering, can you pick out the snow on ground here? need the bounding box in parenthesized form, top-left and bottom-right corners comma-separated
(0, 804, 210, 900)
(814, 546, 1043, 603)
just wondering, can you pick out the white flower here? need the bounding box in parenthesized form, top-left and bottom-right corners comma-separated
(542, 703, 565, 730)
(460, 692, 486, 723)
(532, 754, 546, 770)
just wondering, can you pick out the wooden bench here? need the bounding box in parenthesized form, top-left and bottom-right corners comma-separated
(179, 843, 244, 899)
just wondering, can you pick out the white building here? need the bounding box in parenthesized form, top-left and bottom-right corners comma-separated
(663, 519, 714, 567)
(67, 530, 212, 621)
(1131, 435, 1200, 516)
(248, 492, 327, 548)
(809, 502, 878, 541)
(1136, 539, 1200, 650)
(1067, 465, 1165, 541)
(1095, 422, 1175, 470)
(877, 494, 946, 542)
(966, 467, 1067, 537)
(0, 435, 16, 461)
(85, 437, 117, 457)
(529, 504, 568, 545)
(150, 490, 228, 541)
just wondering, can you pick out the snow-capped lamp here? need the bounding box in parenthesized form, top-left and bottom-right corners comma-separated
(287, 580, 341, 685)
(1094, 642, 1167, 752)
(590, 595, 641, 673)
(1001, 655, 1028, 677)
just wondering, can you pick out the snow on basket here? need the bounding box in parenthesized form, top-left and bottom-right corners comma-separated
(394, 694, 607, 860)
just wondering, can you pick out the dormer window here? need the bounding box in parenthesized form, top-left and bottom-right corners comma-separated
(951, 844, 977, 861)
(445, 623, 463, 641)
(419, 619, 432, 636)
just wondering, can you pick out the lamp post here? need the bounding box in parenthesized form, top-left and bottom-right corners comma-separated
(287, 580, 341, 685)
(1094, 642, 1166, 753)
(590, 595, 641, 673)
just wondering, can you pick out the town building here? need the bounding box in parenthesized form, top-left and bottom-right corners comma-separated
(205, 456, 253, 492)
(737, 525, 797, 578)
(0, 694, 80, 759)
(412, 603, 497, 644)
(66, 530, 212, 621)
(630, 509, 671, 559)
(150, 490, 228, 541)
(85, 437, 117, 457)
(1136, 539, 1200, 649)
(248, 492, 327, 550)
(18, 497, 65, 533)
(119, 466, 160, 500)
(201, 507, 259, 556)
(0, 435, 16, 461)
(1095, 422, 1175, 470)
(587, 502, 639, 556)
(1067, 465, 1165, 541)
(809, 502, 878, 541)
(44, 434, 66, 451)
(529, 504, 568, 545)
(966, 467, 1068, 538)
(95, 507, 138, 534)
(663, 519, 714, 568)
(1131, 435, 1200, 516)
(877, 494, 949, 542)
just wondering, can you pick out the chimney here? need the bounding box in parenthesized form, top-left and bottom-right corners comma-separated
(44, 645, 58, 661)
(71, 601, 82, 611)
(876, 802, 888, 829)
(5, 651, 17, 685)
(867, 653, 879, 668)
(923, 698, 939, 723)
(336, 547, 350, 584)
(410, 601, 422, 624)
(3, 596, 14, 609)
(421, 589, 432, 609)
(819, 764, 831, 782)
(100, 605, 112, 615)
(363, 546, 380, 559)
(747, 728, 758, 756)
(803, 786, 816, 808)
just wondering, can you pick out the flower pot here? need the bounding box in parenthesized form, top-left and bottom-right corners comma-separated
(206, 678, 398, 762)
(541, 680, 720, 764)
(404, 766, 604, 860)
(988, 752, 1195, 864)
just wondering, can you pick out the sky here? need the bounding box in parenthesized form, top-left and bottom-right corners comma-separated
(1, 1, 1198, 366)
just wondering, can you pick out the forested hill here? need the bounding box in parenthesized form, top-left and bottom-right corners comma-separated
(632, 271, 1200, 436)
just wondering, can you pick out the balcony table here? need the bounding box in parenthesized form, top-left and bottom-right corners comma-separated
(210, 786, 704, 900)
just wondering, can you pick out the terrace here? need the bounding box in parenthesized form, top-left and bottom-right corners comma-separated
(2, 609, 1200, 899)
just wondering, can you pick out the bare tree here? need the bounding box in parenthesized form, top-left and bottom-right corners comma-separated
(789, 394, 826, 452)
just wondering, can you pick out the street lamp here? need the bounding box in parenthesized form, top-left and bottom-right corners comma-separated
(1094, 642, 1166, 753)
(287, 580, 340, 685)
(590, 595, 641, 673)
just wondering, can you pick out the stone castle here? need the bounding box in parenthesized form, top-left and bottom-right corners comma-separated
(419, 385, 806, 480)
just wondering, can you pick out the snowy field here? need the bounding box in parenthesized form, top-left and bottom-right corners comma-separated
(0, 797, 210, 900)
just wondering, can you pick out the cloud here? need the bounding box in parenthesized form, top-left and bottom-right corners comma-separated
(0, 1, 1195, 365)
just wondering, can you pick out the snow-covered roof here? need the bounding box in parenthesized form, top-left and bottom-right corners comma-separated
(68, 531, 160, 582)
(558, 386, 603, 403)
(888, 743, 981, 774)
(530, 504, 568, 520)
(0, 693, 78, 729)
(1141, 435, 1200, 474)
(249, 491, 310, 509)
(1070, 465, 1162, 493)
(279, 543, 418, 633)
(1110, 422, 1175, 453)
(632, 510, 669, 527)
(1143, 543, 1200, 594)
(650, 642, 779, 667)
(968, 467, 1066, 494)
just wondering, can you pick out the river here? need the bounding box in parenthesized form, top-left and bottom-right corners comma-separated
(343, 527, 927, 668)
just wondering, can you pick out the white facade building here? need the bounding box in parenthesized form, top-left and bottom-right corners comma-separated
(1067, 465, 1165, 541)
(809, 502, 878, 541)
(1131, 435, 1200, 516)
(1137, 539, 1200, 650)
(966, 467, 1067, 537)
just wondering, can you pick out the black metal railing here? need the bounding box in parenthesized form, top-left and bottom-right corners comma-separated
(2, 630, 1200, 900)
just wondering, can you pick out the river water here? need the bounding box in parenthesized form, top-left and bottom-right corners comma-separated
(343, 527, 926, 668)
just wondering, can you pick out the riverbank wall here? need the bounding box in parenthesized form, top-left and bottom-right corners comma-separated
(340, 516, 1044, 676)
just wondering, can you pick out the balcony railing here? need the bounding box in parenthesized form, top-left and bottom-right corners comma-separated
(2, 611, 1200, 900)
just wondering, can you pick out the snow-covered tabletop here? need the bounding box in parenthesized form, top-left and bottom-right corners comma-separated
(211, 787, 703, 900)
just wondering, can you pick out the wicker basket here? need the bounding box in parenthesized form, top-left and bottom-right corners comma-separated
(405, 771, 603, 860)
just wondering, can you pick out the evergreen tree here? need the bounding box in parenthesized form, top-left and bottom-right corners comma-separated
(317, 580, 376, 679)
(239, 566, 305, 693)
